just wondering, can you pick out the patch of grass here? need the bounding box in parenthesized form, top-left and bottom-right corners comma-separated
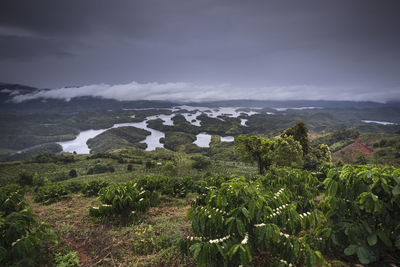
(27, 192, 196, 266)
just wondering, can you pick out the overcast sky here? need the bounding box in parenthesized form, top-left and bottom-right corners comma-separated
(1, 0, 400, 102)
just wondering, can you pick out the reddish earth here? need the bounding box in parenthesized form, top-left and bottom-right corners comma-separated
(334, 135, 373, 156)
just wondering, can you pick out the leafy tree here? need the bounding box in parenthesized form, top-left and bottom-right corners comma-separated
(273, 135, 303, 168)
(304, 144, 332, 170)
(32, 173, 47, 187)
(281, 121, 309, 155)
(235, 136, 274, 174)
(191, 155, 211, 171)
(235, 135, 304, 174)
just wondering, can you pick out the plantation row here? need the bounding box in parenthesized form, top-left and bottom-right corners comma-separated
(1, 164, 399, 266)
(179, 165, 400, 266)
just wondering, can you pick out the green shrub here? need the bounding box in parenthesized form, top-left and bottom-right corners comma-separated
(17, 170, 33, 186)
(32, 173, 47, 187)
(191, 155, 211, 170)
(127, 164, 133, 171)
(1, 186, 56, 266)
(134, 176, 194, 198)
(182, 175, 327, 266)
(69, 169, 78, 178)
(321, 165, 400, 265)
(87, 164, 114, 175)
(145, 161, 156, 169)
(89, 182, 151, 220)
(50, 172, 70, 182)
(54, 251, 81, 267)
(34, 183, 68, 204)
(162, 162, 178, 176)
(65, 181, 85, 193)
(82, 180, 109, 197)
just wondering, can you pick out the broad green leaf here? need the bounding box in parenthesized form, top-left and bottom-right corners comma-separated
(377, 231, 392, 248)
(236, 218, 245, 236)
(367, 234, 377, 246)
(344, 244, 358, 256)
(356, 246, 371, 264)
(392, 185, 400, 196)
(395, 238, 400, 249)
(241, 207, 249, 219)
(229, 244, 240, 259)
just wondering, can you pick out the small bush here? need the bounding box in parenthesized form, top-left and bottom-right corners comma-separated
(108, 165, 115, 173)
(69, 169, 78, 178)
(145, 161, 156, 169)
(127, 164, 133, 171)
(89, 182, 151, 221)
(17, 170, 33, 186)
(32, 173, 47, 187)
(65, 181, 85, 193)
(1, 186, 56, 266)
(191, 155, 211, 170)
(87, 164, 114, 175)
(34, 183, 68, 204)
(82, 180, 109, 197)
(51, 172, 70, 182)
(54, 251, 81, 267)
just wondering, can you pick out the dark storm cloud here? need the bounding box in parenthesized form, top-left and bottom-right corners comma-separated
(0, 0, 400, 101)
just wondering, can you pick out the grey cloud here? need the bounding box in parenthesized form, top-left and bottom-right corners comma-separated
(11, 81, 399, 103)
(0, 0, 400, 100)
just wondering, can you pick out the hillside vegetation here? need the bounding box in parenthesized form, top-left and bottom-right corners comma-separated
(87, 126, 150, 152)
(1, 122, 399, 266)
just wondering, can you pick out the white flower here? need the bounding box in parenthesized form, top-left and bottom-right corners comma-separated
(241, 233, 249, 245)
(139, 198, 144, 202)
(299, 214, 303, 218)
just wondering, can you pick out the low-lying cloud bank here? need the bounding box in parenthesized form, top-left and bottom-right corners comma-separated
(10, 81, 399, 103)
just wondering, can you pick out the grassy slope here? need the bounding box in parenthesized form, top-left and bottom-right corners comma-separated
(28, 193, 196, 266)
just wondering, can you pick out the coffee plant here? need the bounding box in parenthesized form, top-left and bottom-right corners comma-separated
(0, 186, 56, 266)
(81, 180, 109, 197)
(182, 175, 327, 266)
(321, 165, 400, 264)
(34, 183, 68, 204)
(89, 182, 151, 220)
(134, 175, 194, 198)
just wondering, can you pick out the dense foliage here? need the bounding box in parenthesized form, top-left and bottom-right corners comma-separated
(81, 180, 109, 197)
(34, 183, 68, 204)
(321, 165, 400, 264)
(235, 135, 304, 174)
(182, 173, 327, 267)
(134, 175, 195, 198)
(0, 185, 56, 266)
(89, 182, 151, 220)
